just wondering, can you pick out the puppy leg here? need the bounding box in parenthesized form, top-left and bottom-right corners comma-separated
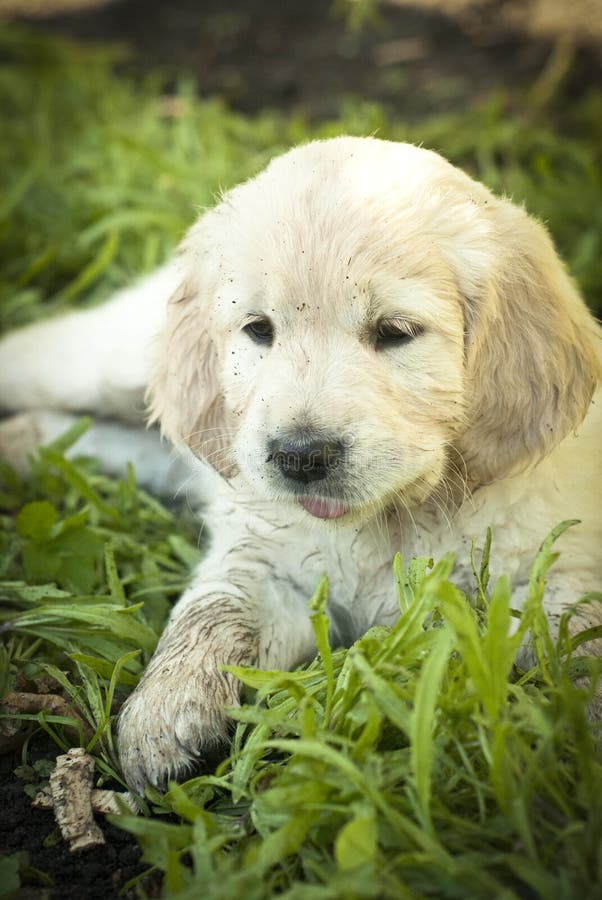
(118, 587, 317, 791)
(0, 410, 195, 500)
(0, 264, 177, 422)
(118, 591, 258, 791)
(117, 500, 321, 791)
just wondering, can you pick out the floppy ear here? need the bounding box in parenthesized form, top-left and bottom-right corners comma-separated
(452, 198, 600, 485)
(147, 225, 236, 476)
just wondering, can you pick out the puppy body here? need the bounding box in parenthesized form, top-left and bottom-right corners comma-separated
(1, 137, 600, 790)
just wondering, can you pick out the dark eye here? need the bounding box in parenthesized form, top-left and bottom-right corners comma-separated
(243, 317, 274, 345)
(375, 318, 423, 349)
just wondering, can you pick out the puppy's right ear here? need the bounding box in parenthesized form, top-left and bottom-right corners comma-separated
(147, 270, 234, 475)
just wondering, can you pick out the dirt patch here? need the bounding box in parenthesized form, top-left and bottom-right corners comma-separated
(0, 738, 156, 899)
(9, 0, 601, 120)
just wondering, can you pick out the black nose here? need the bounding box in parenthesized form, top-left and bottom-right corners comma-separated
(267, 436, 345, 484)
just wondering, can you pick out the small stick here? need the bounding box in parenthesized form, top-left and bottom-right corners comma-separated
(48, 747, 105, 852)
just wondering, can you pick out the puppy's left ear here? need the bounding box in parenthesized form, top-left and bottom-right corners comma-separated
(452, 197, 600, 484)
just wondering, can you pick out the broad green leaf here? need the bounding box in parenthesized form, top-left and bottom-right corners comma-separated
(335, 813, 378, 871)
(15, 500, 57, 541)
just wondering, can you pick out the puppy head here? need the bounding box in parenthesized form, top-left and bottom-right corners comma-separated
(149, 137, 600, 520)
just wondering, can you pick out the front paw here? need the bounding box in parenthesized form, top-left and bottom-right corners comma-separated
(117, 664, 240, 792)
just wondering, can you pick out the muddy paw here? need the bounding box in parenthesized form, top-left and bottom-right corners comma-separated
(117, 665, 240, 792)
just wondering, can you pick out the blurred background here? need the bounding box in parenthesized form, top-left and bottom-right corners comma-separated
(1, 0, 601, 329)
(3, 0, 601, 120)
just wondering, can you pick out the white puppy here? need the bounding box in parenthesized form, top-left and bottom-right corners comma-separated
(1, 137, 600, 791)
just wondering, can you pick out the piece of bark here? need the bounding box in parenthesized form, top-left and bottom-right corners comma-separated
(48, 747, 105, 852)
(2, 691, 94, 741)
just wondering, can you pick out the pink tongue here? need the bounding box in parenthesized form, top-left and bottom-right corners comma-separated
(299, 497, 349, 519)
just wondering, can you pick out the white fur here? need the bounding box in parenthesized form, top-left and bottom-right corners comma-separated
(1, 137, 600, 791)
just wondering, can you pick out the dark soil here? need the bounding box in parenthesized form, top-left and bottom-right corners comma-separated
(0, 737, 158, 899)
(14, 0, 602, 121)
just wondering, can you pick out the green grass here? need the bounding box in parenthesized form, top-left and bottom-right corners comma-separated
(2, 432, 601, 897)
(1, 26, 601, 900)
(0, 419, 201, 783)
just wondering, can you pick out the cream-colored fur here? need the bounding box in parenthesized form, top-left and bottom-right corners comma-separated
(0, 137, 600, 791)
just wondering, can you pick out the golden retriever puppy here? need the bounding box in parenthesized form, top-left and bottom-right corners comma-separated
(0, 137, 600, 791)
